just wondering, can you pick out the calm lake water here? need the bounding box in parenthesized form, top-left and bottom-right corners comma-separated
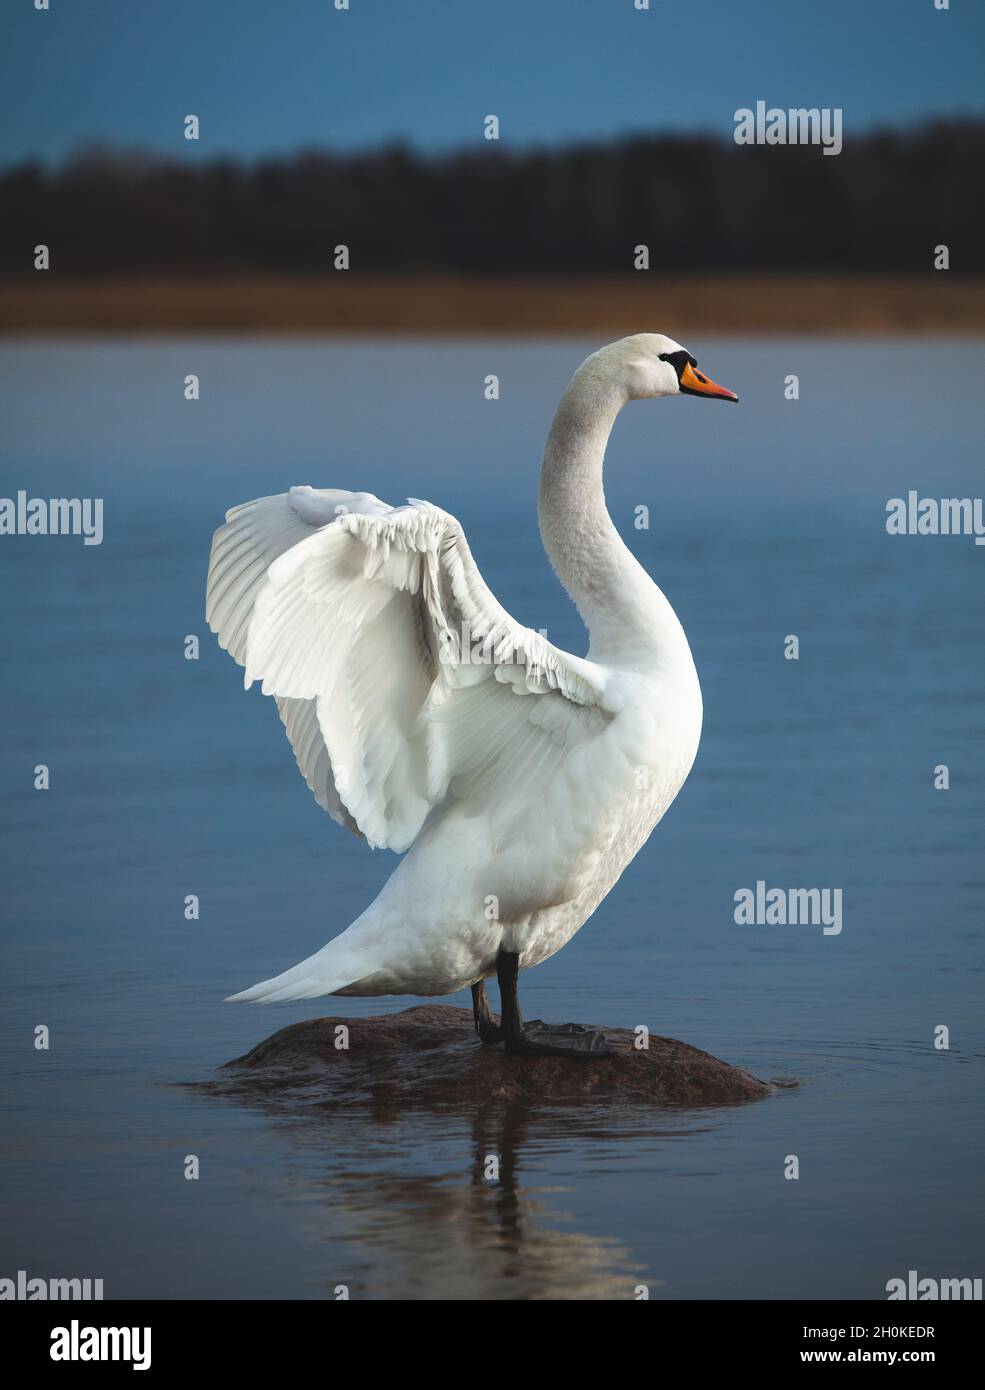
(1, 336, 983, 1300)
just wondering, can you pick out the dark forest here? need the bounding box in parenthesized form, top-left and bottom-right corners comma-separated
(1, 122, 981, 278)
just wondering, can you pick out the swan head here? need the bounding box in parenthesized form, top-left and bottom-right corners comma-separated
(592, 333, 739, 404)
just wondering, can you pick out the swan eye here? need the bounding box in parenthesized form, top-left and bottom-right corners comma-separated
(657, 349, 696, 380)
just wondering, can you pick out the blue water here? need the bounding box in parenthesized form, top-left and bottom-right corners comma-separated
(1, 336, 982, 1299)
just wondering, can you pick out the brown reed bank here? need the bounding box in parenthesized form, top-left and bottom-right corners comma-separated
(2, 274, 983, 336)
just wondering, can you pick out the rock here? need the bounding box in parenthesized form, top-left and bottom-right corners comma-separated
(202, 1005, 772, 1109)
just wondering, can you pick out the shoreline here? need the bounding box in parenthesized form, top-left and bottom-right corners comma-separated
(2, 274, 984, 336)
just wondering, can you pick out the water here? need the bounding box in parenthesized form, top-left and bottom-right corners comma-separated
(1, 336, 982, 1300)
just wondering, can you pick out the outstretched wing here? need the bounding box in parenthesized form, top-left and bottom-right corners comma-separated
(207, 487, 389, 835)
(206, 487, 612, 852)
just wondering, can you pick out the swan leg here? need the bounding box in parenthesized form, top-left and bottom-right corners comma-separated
(496, 951, 612, 1060)
(471, 980, 503, 1045)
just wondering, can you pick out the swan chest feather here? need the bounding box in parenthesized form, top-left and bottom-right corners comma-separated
(363, 668, 702, 991)
(505, 666, 703, 968)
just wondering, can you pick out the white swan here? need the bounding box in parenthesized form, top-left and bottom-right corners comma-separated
(207, 334, 737, 1057)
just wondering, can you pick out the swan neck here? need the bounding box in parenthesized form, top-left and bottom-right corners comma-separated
(538, 368, 655, 656)
(538, 360, 698, 677)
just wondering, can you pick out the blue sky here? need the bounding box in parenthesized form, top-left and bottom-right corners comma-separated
(2, 0, 983, 166)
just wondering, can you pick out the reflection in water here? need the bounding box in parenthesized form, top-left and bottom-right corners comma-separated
(313, 1108, 649, 1300)
(206, 1088, 715, 1299)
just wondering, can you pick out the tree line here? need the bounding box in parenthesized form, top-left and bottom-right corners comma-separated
(1, 122, 981, 276)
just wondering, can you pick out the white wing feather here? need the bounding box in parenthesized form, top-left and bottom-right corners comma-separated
(206, 487, 611, 854)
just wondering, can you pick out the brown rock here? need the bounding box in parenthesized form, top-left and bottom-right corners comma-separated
(204, 1005, 772, 1110)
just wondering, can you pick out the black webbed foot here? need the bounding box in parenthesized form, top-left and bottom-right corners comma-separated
(476, 1019, 504, 1046)
(505, 1020, 612, 1060)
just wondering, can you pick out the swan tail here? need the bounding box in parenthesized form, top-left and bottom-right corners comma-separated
(225, 937, 371, 1004)
(225, 975, 336, 1004)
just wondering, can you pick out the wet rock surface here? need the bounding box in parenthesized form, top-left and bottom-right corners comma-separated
(199, 1005, 773, 1110)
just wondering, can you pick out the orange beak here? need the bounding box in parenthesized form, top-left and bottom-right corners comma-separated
(679, 361, 739, 402)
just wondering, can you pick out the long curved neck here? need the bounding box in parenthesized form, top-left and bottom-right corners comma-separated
(538, 362, 689, 667)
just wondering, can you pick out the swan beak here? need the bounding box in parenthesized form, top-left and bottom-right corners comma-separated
(679, 362, 739, 402)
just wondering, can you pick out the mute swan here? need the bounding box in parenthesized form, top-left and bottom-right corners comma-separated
(207, 335, 737, 1058)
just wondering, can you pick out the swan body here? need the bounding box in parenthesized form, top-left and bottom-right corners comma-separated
(207, 335, 737, 1009)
